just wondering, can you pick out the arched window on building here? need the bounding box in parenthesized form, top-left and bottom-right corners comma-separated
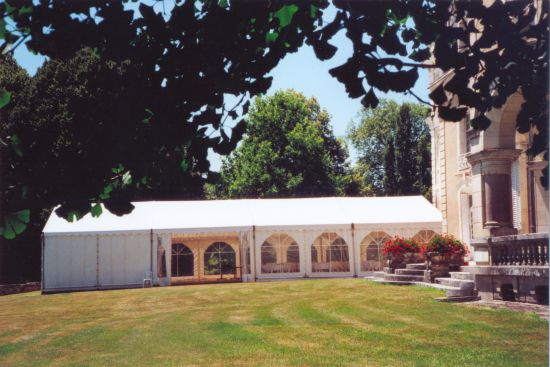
(171, 243, 194, 277)
(260, 233, 300, 273)
(360, 231, 391, 272)
(204, 242, 236, 275)
(311, 232, 350, 273)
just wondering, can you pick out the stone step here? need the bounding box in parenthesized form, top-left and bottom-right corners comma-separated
(383, 274, 425, 282)
(366, 278, 478, 298)
(414, 282, 457, 291)
(446, 288, 477, 298)
(435, 278, 475, 290)
(369, 279, 414, 286)
(363, 272, 386, 280)
(435, 295, 481, 303)
(395, 269, 425, 276)
(449, 272, 474, 281)
(406, 263, 427, 270)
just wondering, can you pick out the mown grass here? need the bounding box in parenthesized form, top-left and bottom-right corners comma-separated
(0, 279, 547, 367)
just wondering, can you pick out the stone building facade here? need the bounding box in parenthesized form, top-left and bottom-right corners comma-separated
(426, 0, 548, 303)
(427, 79, 548, 264)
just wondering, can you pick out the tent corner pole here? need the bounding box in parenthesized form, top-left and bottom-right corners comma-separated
(252, 225, 257, 282)
(351, 223, 358, 278)
(150, 229, 153, 278)
(41, 233, 45, 293)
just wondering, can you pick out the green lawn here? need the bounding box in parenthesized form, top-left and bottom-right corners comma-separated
(0, 279, 547, 367)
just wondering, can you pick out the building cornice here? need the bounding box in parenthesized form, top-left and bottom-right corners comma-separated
(466, 149, 522, 164)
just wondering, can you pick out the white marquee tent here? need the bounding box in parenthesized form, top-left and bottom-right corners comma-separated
(42, 196, 442, 292)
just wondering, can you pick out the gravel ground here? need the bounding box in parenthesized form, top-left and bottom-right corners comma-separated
(461, 300, 549, 320)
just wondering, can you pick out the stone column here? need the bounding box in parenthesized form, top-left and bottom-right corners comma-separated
(467, 149, 521, 238)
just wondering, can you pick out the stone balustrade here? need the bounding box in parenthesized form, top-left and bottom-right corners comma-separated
(489, 233, 549, 266)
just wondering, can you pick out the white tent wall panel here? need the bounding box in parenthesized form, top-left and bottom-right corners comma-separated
(42, 197, 442, 290)
(253, 228, 355, 280)
(305, 228, 354, 278)
(155, 233, 172, 286)
(43, 232, 151, 292)
(239, 231, 256, 282)
(43, 235, 98, 291)
(353, 223, 441, 276)
(98, 234, 151, 288)
(255, 229, 306, 279)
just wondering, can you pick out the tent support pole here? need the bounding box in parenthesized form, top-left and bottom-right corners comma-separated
(150, 229, 153, 277)
(351, 223, 358, 278)
(41, 233, 45, 293)
(251, 226, 257, 282)
(96, 234, 100, 289)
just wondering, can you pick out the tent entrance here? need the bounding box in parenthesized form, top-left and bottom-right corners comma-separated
(170, 232, 242, 285)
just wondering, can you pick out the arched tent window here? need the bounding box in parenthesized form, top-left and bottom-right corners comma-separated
(311, 232, 350, 273)
(311, 246, 318, 264)
(287, 243, 300, 264)
(261, 242, 277, 264)
(412, 230, 437, 245)
(360, 231, 391, 272)
(260, 233, 300, 274)
(204, 242, 236, 275)
(171, 243, 194, 277)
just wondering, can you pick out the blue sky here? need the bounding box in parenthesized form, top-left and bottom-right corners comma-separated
(13, 6, 429, 170)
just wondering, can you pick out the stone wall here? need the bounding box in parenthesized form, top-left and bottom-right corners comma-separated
(463, 265, 548, 304)
(0, 282, 41, 296)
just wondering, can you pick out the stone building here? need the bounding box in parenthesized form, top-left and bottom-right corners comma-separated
(427, 35, 548, 302)
(427, 84, 548, 263)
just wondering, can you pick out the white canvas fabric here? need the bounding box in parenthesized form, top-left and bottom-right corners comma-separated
(43, 196, 441, 235)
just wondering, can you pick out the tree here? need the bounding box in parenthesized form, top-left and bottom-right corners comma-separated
(209, 90, 351, 198)
(0, 0, 547, 236)
(0, 1, 327, 238)
(309, 0, 548, 185)
(382, 134, 398, 196)
(348, 100, 430, 197)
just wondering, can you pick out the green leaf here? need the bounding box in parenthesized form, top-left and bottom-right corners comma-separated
(217, 0, 228, 8)
(265, 31, 279, 44)
(91, 203, 103, 218)
(1, 209, 30, 240)
(0, 19, 6, 39)
(310, 5, 318, 18)
(66, 211, 82, 223)
(4, 1, 14, 15)
(122, 171, 132, 185)
(142, 108, 154, 124)
(470, 114, 491, 130)
(180, 159, 188, 171)
(112, 163, 124, 174)
(361, 88, 379, 108)
(100, 183, 114, 200)
(275, 4, 299, 28)
(18, 5, 32, 16)
(0, 88, 12, 109)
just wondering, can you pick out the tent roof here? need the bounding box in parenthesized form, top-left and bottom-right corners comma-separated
(43, 196, 442, 234)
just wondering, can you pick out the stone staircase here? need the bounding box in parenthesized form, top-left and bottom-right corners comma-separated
(367, 263, 480, 302)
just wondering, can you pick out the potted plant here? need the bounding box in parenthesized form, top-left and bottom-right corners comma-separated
(383, 237, 424, 272)
(424, 234, 467, 280)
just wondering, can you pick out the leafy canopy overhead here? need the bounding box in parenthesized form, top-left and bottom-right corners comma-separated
(0, 0, 547, 237)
